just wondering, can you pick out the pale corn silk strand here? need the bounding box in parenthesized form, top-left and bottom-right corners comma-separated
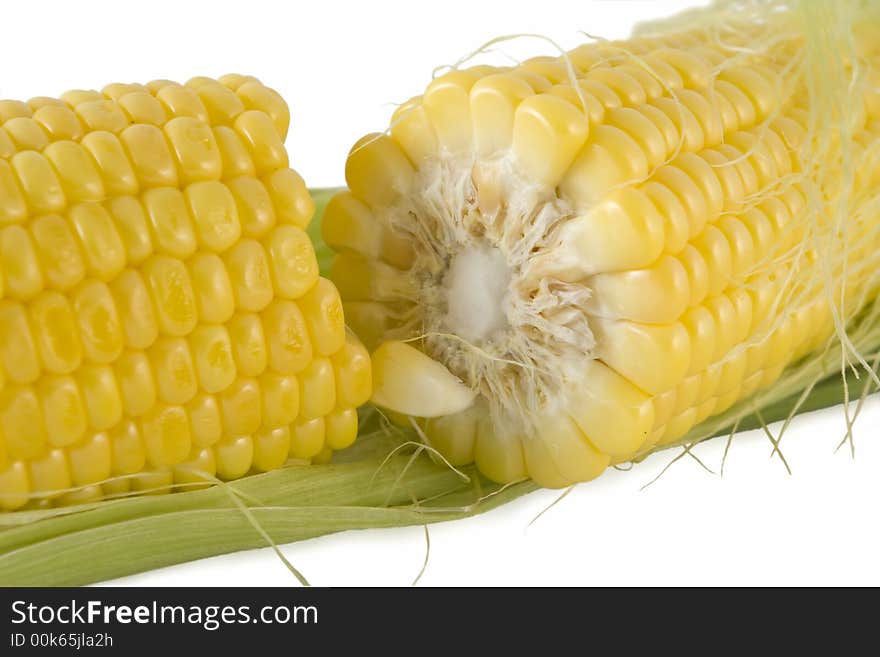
(3, 0, 880, 587)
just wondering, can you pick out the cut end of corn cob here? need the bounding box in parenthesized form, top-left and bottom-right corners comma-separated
(0, 75, 370, 510)
(329, 3, 880, 487)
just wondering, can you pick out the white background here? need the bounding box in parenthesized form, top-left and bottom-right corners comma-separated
(5, 0, 879, 586)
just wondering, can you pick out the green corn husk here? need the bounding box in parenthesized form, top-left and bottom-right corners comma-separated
(2, 0, 880, 586)
(0, 189, 877, 586)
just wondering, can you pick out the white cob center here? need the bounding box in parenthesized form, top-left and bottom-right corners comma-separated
(382, 156, 596, 430)
(444, 244, 511, 343)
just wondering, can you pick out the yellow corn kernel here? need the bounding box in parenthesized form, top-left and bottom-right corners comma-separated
(470, 75, 533, 156)
(594, 319, 691, 395)
(234, 81, 290, 140)
(320, 191, 413, 268)
(5, 117, 49, 151)
(1, 385, 48, 459)
(233, 110, 288, 174)
(118, 91, 166, 125)
(130, 469, 174, 496)
(539, 189, 665, 280)
(331, 330, 372, 409)
(324, 408, 358, 451)
(214, 434, 253, 480)
(173, 447, 216, 489)
(227, 313, 268, 376)
(187, 253, 235, 324)
(296, 278, 346, 356)
(164, 117, 223, 183)
(102, 83, 149, 101)
(0, 100, 31, 121)
(289, 416, 324, 460)
(0, 160, 28, 225)
(297, 358, 336, 420)
(213, 126, 256, 178)
(75, 100, 129, 133)
(114, 350, 157, 417)
(252, 426, 291, 472)
(184, 180, 242, 252)
(227, 176, 275, 238)
(68, 432, 112, 487)
(0, 129, 15, 159)
(262, 168, 313, 228)
(29, 448, 71, 498)
(142, 187, 197, 259)
(67, 203, 126, 281)
(109, 269, 159, 350)
(424, 408, 478, 466)
(524, 416, 610, 488)
(71, 280, 124, 364)
(109, 419, 146, 475)
(0, 461, 30, 511)
(264, 225, 319, 299)
(345, 134, 415, 210)
(31, 214, 86, 291)
(0, 301, 41, 384)
(260, 300, 312, 374)
(585, 255, 690, 323)
(76, 364, 122, 430)
(473, 415, 528, 484)
(566, 360, 655, 459)
(190, 80, 245, 125)
(219, 377, 262, 436)
(120, 124, 178, 188)
(141, 403, 191, 467)
(2, 225, 44, 300)
(155, 84, 209, 124)
(34, 104, 84, 140)
(106, 197, 153, 266)
(38, 375, 87, 447)
(186, 392, 223, 448)
(512, 93, 590, 187)
(149, 337, 198, 405)
(223, 239, 274, 312)
(189, 325, 236, 393)
(142, 255, 198, 337)
(81, 131, 139, 196)
(260, 371, 299, 428)
(29, 291, 82, 374)
(44, 141, 104, 202)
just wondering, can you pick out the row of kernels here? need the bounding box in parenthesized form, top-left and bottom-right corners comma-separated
(0, 367, 121, 461)
(1, 184, 313, 307)
(419, 56, 793, 216)
(0, 399, 360, 510)
(1, 358, 343, 467)
(0, 76, 287, 146)
(0, 266, 339, 394)
(386, 55, 783, 207)
(652, 292, 836, 447)
(0, 112, 290, 227)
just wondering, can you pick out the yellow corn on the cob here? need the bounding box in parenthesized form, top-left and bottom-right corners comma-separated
(329, 13, 880, 487)
(0, 75, 370, 510)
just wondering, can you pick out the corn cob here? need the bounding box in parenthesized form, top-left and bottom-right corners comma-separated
(328, 6, 880, 487)
(0, 76, 370, 510)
